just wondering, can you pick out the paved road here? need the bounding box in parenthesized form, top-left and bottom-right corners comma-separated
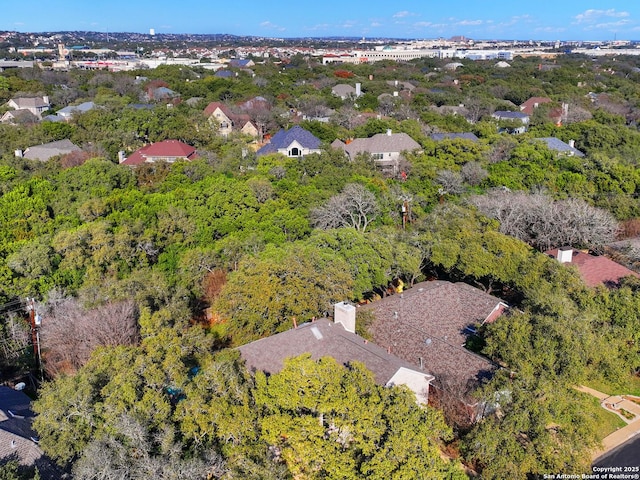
(593, 436, 640, 469)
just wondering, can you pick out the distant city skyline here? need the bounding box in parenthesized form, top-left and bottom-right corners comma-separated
(2, 1, 639, 41)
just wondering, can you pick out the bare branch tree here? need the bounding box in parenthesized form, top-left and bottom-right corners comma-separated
(311, 183, 379, 232)
(468, 190, 618, 251)
(39, 296, 139, 377)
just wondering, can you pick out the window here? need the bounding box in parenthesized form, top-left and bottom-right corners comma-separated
(290, 147, 301, 157)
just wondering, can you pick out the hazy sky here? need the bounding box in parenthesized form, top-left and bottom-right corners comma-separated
(2, 1, 638, 41)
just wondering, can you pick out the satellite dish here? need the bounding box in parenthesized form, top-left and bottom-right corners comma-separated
(14, 382, 26, 391)
(425, 338, 432, 346)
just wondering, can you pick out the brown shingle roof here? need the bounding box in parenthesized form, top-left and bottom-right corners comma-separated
(341, 132, 420, 159)
(360, 281, 506, 394)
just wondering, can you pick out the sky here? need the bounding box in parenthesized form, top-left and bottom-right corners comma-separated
(2, 1, 639, 41)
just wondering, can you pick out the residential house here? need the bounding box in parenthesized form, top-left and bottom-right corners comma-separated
(17, 139, 81, 162)
(0, 386, 60, 478)
(491, 110, 530, 133)
(203, 102, 258, 137)
(1, 109, 39, 125)
(332, 130, 421, 174)
(238, 305, 435, 404)
(331, 83, 361, 100)
(431, 132, 479, 142)
(228, 58, 255, 68)
(546, 247, 640, 288)
(256, 125, 321, 158)
(120, 139, 198, 165)
(520, 96, 552, 115)
(359, 280, 508, 420)
(214, 69, 234, 78)
(535, 137, 585, 157)
(145, 86, 180, 103)
(55, 101, 96, 121)
(4, 96, 50, 119)
(520, 96, 565, 125)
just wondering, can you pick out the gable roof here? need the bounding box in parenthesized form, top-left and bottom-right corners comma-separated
(238, 318, 434, 398)
(57, 101, 95, 117)
(256, 125, 321, 156)
(360, 281, 506, 394)
(546, 247, 640, 287)
(203, 101, 230, 118)
(340, 132, 421, 158)
(121, 140, 198, 165)
(431, 132, 479, 142)
(520, 96, 552, 115)
(535, 137, 585, 157)
(23, 139, 81, 162)
(8, 97, 49, 109)
(331, 84, 356, 97)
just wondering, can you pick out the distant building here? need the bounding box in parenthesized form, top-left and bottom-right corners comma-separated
(535, 137, 584, 157)
(256, 125, 321, 158)
(332, 130, 421, 174)
(4, 96, 50, 119)
(120, 139, 198, 165)
(546, 247, 639, 288)
(18, 139, 81, 162)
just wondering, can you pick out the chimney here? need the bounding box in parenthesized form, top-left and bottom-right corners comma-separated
(557, 247, 573, 263)
(393, 91, 398, 97)
(14, 149, 23, 158)
(118, 151, 126, 163)
(568, 139, 575, 148)
(355, 82, 361, 97)
(386, 129, 392, 136)
(42, 95, 49, 105)
(334, 302, 356, 333)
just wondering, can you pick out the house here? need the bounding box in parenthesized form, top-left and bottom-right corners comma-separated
(520, 96, 552, 115)
(214, 69, 234, 78)
(120, 140, 198, 165)
(238, 305, 435, 404)
(431, 132, 479, 142)
(5, 96, 50, 119)
(0, 109, 39, 125)
(256, 125, 321, 158)
(491, 110, 530, 133)
(535, 137, 585, 157)
(55, 101, 95, 120)
(332, 130, 421, 174)
(203, 102, 259, 137)
(520, 97, 565, 125)
(331, 83, 361, 99)
(0, 386, 60, 478)
(359, 280, 508, 419)
(228, 58, 255, 68)
(145, 86, 180, 103)
(17, 139, 81, 162)
(546, 247, 640, 288)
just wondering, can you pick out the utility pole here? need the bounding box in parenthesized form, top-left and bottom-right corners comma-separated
(26, 298, 43, 380)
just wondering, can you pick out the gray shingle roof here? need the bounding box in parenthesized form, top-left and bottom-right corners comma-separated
(535, 137, 585, 157)
(238, 318, 433, 389)
(23, 139, 81, 162)
(341, 132, 420, 158)
(492, 110, 529, 121)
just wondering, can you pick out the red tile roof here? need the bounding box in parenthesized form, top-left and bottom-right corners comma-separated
(546, 248, 640, 287)
(121, 140, 198, 165)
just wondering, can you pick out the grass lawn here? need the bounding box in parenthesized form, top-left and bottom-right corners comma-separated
(585, 376, 640, 397)
(583, 394, 627, 440)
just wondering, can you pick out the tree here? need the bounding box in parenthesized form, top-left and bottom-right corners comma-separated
(39, 295, 139, 376)
(469, 190, 618, 251)
(254, 354, 464, 480)
(311, 183, 379, 232)
(214, 243, 354, 345)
